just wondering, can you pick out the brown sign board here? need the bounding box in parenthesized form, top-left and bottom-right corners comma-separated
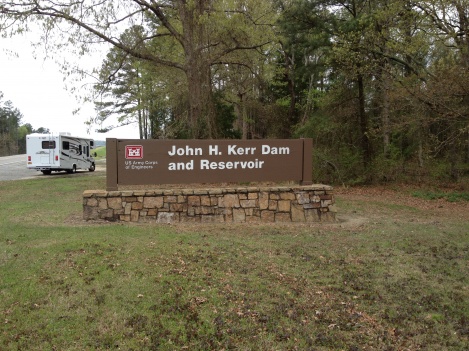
(106, 139, 312, 190)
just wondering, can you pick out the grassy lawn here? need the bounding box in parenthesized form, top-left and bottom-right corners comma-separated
(93, 146, 106, 159)
(1, 173, 468, 350)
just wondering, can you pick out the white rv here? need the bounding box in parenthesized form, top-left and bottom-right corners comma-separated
(26, 133, 96, 175)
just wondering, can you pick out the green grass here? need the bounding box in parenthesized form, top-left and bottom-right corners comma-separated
(1, 175, 469, 350)
(93, 146, 106, 159)
(412, 189, 469, 202)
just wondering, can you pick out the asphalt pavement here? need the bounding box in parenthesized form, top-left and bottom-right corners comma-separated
(0, 154, 38, 181)
(0, 154, 105, 181)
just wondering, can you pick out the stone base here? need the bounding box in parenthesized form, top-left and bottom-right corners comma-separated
(83, 185, 336, 223)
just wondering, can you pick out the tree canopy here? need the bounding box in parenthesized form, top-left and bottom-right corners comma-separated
(1, 0, 276, 138)
(0, 92, 49, 155)
(1, 0, 468, 183)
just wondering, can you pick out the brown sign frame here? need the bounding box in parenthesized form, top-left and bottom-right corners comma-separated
(106, 139, 312, 190)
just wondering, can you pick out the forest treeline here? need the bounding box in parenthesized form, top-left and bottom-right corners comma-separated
(0, 92, 49, 156)
(1, 1, 468, 184)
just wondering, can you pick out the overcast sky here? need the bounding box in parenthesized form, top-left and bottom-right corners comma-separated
(0, 34, 140, 141)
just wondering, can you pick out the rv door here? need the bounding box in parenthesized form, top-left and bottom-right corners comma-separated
(42, 139, 57, 165)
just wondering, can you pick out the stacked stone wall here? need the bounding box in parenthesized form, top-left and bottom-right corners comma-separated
(83, 185, 335, 223)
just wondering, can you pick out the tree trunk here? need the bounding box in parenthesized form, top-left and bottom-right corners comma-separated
(185, 60, 216, 138)
(180, 0, 216, 139)
(283, 48, 296, 138)
(467, 129, 469, 163)
(242, 99, 248, 140)
(418, 128, 424, 168)
(302, 75, 314, 125)
(381, 66, 391, 158)
(357, 72, 372, 170)
(455, 3, 469, 67)
(138, 98, 144, 139)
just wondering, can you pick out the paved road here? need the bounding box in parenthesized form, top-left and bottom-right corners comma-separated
(0, 154, 38, 181)
(0, 154, 105, 181)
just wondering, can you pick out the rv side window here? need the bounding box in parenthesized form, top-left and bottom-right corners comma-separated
(90, 141, 94, 149)
(63, 141, 70, 150)
(42, 141, 56, 149)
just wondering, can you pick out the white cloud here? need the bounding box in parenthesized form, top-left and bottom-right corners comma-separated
(0, 34, 140, 140)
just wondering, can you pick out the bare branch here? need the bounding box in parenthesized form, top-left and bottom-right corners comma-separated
(1, 1, 185, 71)
(132, 0, 185, 46)
(211, 40, 272, 63)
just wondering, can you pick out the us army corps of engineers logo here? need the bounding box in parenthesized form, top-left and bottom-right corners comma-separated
(125, 145, 143, 159)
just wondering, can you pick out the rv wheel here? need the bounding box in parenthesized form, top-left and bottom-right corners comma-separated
(67, 165, 77, 174)
(89, 163, 95, 172)
(42, 170, 52, 175)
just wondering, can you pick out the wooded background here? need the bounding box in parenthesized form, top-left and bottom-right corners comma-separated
(1, 1, 468, 184)
(0, 92, 49, 156)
